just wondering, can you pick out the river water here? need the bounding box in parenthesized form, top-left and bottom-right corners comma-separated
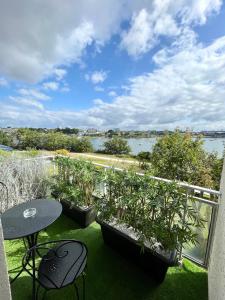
(91, 137, 225, 157)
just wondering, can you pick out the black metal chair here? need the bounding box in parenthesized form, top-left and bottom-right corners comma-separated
(0, 181, 9, 214)
(22, 239, 88, 300)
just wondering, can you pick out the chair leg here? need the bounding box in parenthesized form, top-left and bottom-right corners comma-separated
(36, 284, 40, 300)
(23, 238, 28, 250)
(82, 273, 85, 300)
(74, 283, 80, 300)
(42, 289, 48, 300)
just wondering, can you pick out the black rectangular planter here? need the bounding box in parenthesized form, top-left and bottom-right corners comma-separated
(61, 199, 96, 228)
(97, 220, 177, 283)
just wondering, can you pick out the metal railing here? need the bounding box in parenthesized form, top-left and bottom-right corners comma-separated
(9, 155, 219, 268)
(87, 161, 220, 268)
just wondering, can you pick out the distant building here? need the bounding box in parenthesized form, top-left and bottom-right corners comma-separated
(86, 128, 98, 134)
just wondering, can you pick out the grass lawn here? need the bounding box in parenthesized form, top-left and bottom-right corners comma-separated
(68, 152, 142, 171)
(5, 215, 208, 300)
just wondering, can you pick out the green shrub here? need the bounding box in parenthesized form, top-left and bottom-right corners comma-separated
(70, 137, 93, 153)
(0, 131, 12, 146)
(52, 157, 102, 207)
(137, 151, 151, 170)
(55, 149, 70, 156)
(103, 137, 131, 155)
(25, 148, 39, 156)
(96, 168, 204, 251)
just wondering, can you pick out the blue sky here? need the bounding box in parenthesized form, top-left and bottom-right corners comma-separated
(0, 0, 225, 130)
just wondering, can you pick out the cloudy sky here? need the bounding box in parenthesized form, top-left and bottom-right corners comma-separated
(0, 0, 225, 130)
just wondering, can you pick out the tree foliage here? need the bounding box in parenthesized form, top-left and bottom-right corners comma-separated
(0, 131, 12, 146)
(13, 129, 93, 152)
(55, 127, 79, 134)
(103, 137, 131, 155)
(150, 131, 222, 189)
(70, 137, 93, 153)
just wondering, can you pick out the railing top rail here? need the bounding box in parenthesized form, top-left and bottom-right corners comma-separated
(89, 161, 221, 197)
(0, 155, 55, 162)
(23, 155, 55, 161)
(13, 155, 220, 197)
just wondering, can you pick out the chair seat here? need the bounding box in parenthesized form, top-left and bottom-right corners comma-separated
(38, 241, 87, 289)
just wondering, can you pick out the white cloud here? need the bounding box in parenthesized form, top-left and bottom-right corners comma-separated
(18, 89, 50, 100)
(0, 77, 8, 87)
(85, 71, 108, 84)
(120, 9, 156, 57)
(0, 0, 224, 129)
(93, 99, 104, 105)
(43, 81, 59, 91)
(120, 1, 221, 58)
(94, 86, 104, 92)
(181, 0, 222, 25)
(108, 91, 117, 97)
(9, 96, 44, 110)
(2, 33, 225, 130)
(61, 85, 70, 93)
(0, 0, 221, 82)
(54, 68, 67, 81)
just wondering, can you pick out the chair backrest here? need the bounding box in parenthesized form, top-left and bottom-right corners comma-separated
(0, 182, 9, 214)
(22, 239, 88, 289)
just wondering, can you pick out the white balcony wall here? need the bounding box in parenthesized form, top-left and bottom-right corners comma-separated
(0, 219, 11, 300)
(208, 158, 225, 300)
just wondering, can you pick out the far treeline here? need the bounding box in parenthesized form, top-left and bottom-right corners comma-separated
(0, 128, 93, 152)
(0, 128, 223, 190)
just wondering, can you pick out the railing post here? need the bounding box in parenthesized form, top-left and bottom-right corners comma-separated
(208, 157, 225, 300)
(204, 203, 219, 267)
(103, 167, 107, 195)
(0, 218, 12, 299)
(178, 187, 189, 265)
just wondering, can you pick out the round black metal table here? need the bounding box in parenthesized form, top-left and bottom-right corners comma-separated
(1, 199, 62, 299)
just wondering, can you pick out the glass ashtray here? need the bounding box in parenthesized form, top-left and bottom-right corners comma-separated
(23, 208, 37, 218)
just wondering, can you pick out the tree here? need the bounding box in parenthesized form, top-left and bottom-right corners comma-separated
(150, 131, 220, 188)
(56, 127, 79, 134)
(16, 129, 69, 150)
(137, 151, 151, 161)
(106, 129, 118, 137)
(136, 151, 151, 170)
(103, 137, 131, 155)
(42, 132, 69, 150)
(207, 153, 223, 190)
(16, 128, 42, 149)
(0, 131, 12, 146)
(70, 137, 93, 153)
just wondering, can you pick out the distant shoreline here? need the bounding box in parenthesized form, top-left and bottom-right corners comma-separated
(85, 135, 225, 139)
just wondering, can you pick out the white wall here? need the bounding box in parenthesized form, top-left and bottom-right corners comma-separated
(0, 219, 12, 300)
(208, 159, 225, 300)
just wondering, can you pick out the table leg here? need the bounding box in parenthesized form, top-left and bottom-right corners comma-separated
(9, 235, 36, 284)
(26, 233, 38, 300)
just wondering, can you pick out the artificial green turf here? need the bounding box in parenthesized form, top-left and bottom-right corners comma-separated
(5, 215, 208, 300)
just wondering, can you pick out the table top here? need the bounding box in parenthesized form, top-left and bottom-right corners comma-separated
(1, 199, 62, 240)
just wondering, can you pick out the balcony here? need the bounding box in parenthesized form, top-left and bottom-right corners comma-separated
(0, 155, 222, 299)
(5, 215, 208, 300)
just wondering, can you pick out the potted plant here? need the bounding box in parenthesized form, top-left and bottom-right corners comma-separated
(95, 168, 203, 283)
(52, 156, 101, 227)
